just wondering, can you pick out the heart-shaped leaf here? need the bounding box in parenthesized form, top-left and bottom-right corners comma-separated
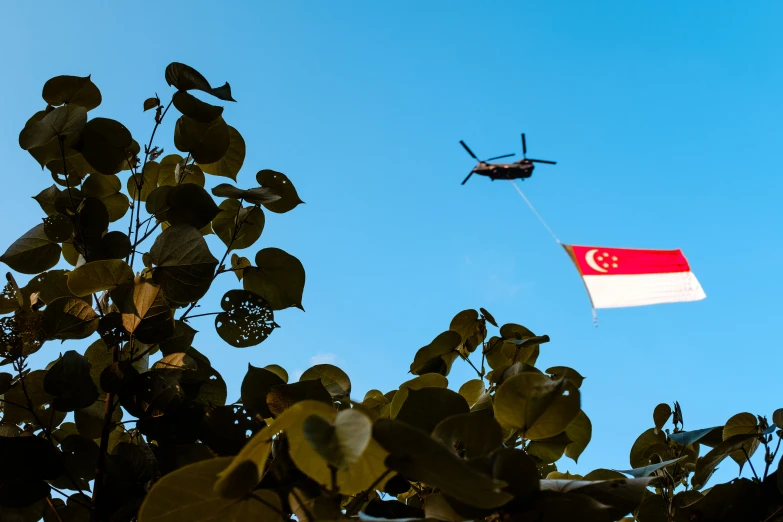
(242, 248, 305, 311)
(198, 126, 245, 181)
(42, 75, 102, 111)
(215, 290, 276, 347)
(19, 106, 87, 150)
(494, 372, 580, 440)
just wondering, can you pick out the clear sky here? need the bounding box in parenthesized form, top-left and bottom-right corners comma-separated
(2, 1, 782, 481)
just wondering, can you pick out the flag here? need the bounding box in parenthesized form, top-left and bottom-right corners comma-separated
(562, 244, 706, 309)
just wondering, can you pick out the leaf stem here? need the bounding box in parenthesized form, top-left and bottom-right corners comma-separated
(129, 97, 174, 270)
(182, 311, 221, 320)
(461, 354, 483, 379)
(45, 496, 65, 522)
(180, 199, 250, 321)
(742, 446, 760, 481)
(764, 436, 781, 480)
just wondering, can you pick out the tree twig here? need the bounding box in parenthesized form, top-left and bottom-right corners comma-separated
(180, 200, 250, 321)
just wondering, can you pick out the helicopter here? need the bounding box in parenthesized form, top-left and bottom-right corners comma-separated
(460, 133, 556, 185)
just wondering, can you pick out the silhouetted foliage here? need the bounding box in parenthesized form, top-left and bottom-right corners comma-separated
(0, 64, 781, 522)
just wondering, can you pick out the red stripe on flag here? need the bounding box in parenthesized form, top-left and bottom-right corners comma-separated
(569, 245, 691, 276)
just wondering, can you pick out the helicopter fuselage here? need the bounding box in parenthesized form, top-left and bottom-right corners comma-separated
(472, 160, 535, 181)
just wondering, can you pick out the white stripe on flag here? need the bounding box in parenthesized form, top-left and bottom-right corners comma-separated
(583, 272, 706, 309)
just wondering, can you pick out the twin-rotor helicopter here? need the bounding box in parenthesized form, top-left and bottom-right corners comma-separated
(459, 133, 556, 185)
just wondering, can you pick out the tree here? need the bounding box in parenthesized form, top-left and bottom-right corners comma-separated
(0, 64, 781, 522)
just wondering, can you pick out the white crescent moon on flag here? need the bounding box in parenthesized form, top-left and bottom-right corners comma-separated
(585, 249, 608, 273)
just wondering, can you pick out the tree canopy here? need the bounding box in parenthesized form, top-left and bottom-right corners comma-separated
(0, 63, 781, 522)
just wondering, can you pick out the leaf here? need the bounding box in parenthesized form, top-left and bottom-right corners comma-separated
(450, 309, 486, 354)
(240, 364, 285, 418)
(255, 170, 304, 213)
(19, 106, 87, 150)
(42, 75, 101, 111)
(76, 118, 134, 175)
(527, 432, 573, 464)
(264, 364, 288, 383)
(121, 285, 173, 345)
(41, 215, 71, 245)
(143, 96, 160, 111)
(583, 469, 628, 481)
(773, 409, 783, 430)
(33, 185, 62, 216)
(159, 321, 197, 354)
(22, 271, 80, 308)
(409, 330, 462, 376)
(395, 387, 469, 433)
(197, 126, 245, 181)
(390, 373, 448, 418)
(157, 154, 183, 186)
(100, 231, 132, 260)
(211, 199, 265, 250)
(629, 428, 670, 469)
(300, 364, 351, 398)
(723, 412, 760, 467)
(138, 457, 282, 522)
(1, 370, 51, 424)
(668, 426, 722, 447)
(83, 174, 129, 222)
(653, 403, 672, 433)
(692, 433, 761, 488)
(459, 379, 484, 407)
(0, 224, 61, 274)
(165, 62, 236, 101)
(174, 115, 230, 164)
(127, 161, 160, 202)
(373, 419, 513, 509)
(479, 307, 497, 327)
(66, 260, 133, 297)
(43, 350, 99, 411)
(165, 184, 221, 229)
(215, 400, 331, 498)
(615, 457, 686, 478)
(149, 225, 218, 305)
(432, 411, 503, 459)
(172, 91, 224, 123)
(231, 254, 251, 281)
(266, 380, 332, 418)
(215, 290, 276, 347)
(211, 184, 280, 205)
(494, 372, 581, 440)
(564, 410, 592, 463)
(539, 477, 656, 521)
(292, 411, 390, 495)
(546, 366, 584, 389)
(243, 248, 305, 311)
(303, 408, 373, 469)
(44, 297, 98, 340)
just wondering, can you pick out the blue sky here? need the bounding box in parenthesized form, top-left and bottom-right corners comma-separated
(3, 1, 782, 481)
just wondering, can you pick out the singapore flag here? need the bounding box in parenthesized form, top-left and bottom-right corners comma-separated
(563, 244, 706, 309)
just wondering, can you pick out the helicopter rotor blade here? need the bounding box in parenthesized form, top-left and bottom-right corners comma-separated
(459, 140, 478, 160)
(461, 170, 475, 185)
(521, 133, 527, 155)
(485, 153, 515, 161)
(528, 159, 557, 165)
